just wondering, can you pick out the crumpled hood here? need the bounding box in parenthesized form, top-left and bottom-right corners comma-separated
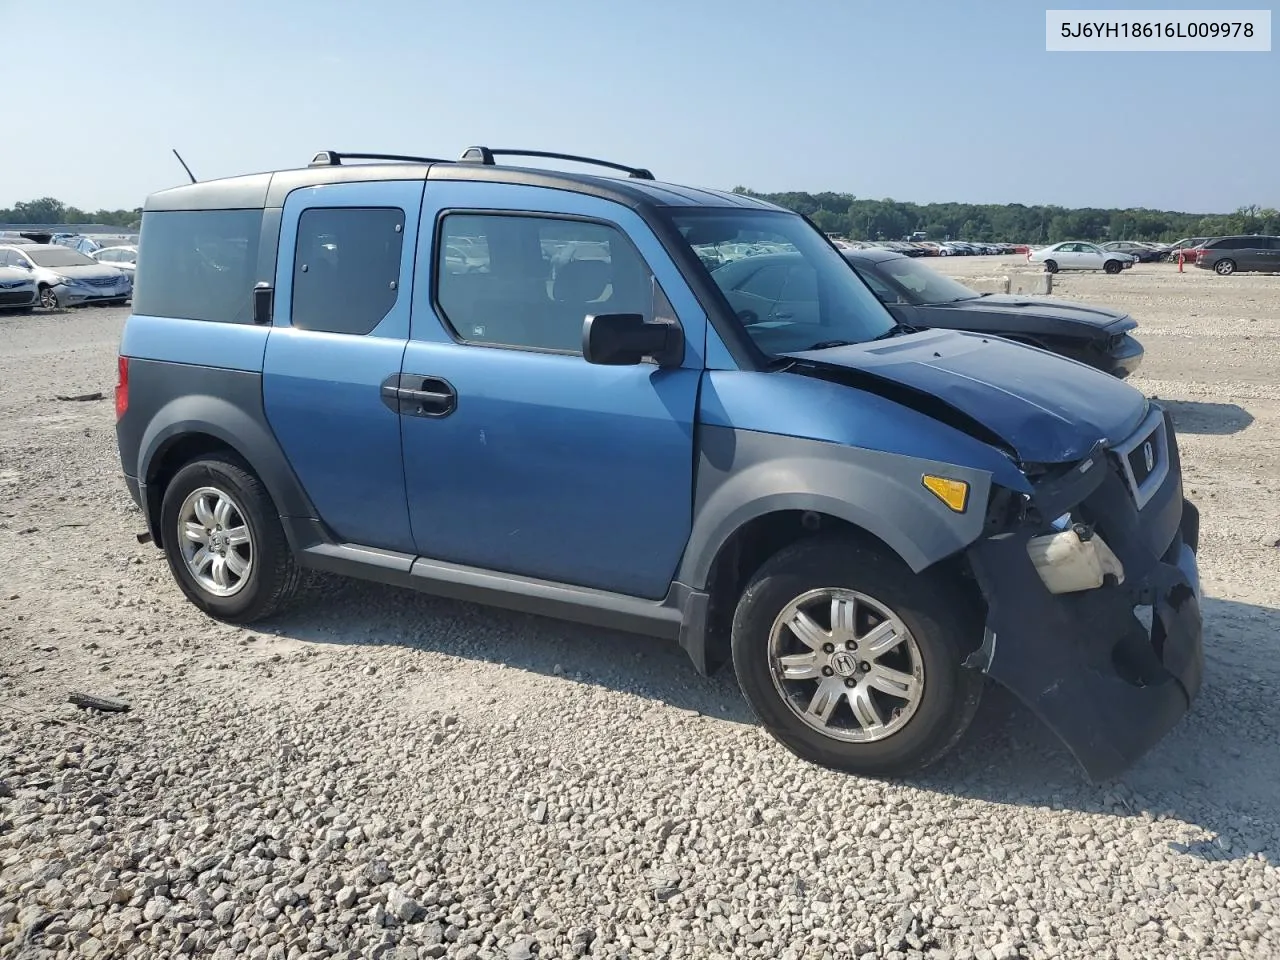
(784, 329, 1149, 464)
(936, 294, 1134, 332)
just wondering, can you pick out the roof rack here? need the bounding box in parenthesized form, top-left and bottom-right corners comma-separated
(458, 146, 654, 180)
(308, 150, 448, 168)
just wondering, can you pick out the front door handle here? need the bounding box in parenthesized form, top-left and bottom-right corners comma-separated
(380, 374, 457, 418)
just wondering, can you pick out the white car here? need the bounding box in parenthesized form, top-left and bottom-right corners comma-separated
(0, 244, 132, 309)
(0, 264, 39, 312)
(92, 244, 139, 282)
(1028, 241, 1134, 275)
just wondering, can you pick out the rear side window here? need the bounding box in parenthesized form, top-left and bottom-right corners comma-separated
(291, 207, 405, 335)
(1209, 237, 1247, 250)
(132, 210, 262, 323)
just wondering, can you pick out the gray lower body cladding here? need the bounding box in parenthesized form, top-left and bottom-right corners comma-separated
(966, 409, 1203, 782)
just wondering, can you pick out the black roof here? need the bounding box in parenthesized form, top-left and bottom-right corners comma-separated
(144, 148, 789, 215)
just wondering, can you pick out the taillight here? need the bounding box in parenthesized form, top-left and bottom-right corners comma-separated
(115, 355, 129, 420)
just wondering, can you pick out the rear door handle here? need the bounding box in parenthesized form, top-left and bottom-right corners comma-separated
(380, 374, 457, 418)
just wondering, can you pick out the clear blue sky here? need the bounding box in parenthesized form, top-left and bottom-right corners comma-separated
(1, 0, 1274, 213)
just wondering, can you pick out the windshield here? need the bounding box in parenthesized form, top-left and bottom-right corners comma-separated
(876, 255, 981, 305)
(668, 210, 896, 354)
(24, 247, 97, 268)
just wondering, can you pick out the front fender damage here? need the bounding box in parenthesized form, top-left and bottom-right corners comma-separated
(963, 452, 1204, 782)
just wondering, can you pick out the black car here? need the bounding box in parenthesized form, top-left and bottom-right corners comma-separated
(836, 249, 1143, 378)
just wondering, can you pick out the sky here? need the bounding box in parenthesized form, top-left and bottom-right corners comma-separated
(0, 0, 1275, 214)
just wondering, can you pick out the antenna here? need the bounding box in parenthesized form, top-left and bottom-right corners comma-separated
(172, 149, 197, 184)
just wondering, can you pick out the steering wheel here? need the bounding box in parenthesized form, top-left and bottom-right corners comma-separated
(736, 309, 759, 325)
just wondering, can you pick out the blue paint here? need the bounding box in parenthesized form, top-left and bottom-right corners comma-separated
(400, 338, 699, 599)
(120, 313, 269, 372)
(261, 180, 423, 553)
(699, 370, 1030, 492)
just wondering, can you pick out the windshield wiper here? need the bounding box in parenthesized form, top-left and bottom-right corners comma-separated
(871, 321, 916, 341)
(806, 339, 857, 350)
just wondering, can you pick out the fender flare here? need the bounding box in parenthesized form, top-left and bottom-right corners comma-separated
(137, 393, 318, 529)
(677, 437, 993, 590)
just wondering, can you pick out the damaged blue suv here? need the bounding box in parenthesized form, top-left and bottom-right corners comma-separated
(115, 146, 1203, 781)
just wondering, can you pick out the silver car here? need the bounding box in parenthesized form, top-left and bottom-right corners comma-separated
(0, 243, 132, 309)
(0, 264, 39, 312)
(92, 244, 138, 283)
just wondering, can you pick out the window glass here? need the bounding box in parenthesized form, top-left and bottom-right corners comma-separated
(736, 263, 790, 301)
(850, 264, 899, 302)
(131, 209, 263, 323)
(292, 207, 405, 335)
(435, 213, 654, 353)
(673, 209, 894, 354)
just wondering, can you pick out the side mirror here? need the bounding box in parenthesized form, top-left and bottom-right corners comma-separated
(253, 282, 274, 325)
(582, 313, 682, 367)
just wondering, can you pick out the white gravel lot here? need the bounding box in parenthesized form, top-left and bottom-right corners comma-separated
(2, 259, 1279, 960)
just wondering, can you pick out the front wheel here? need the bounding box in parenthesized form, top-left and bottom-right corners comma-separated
(1103, 260, 1123, 275)
(1043, 259, 1059, 273)
(1215, 259, 1236, 276)
(731, 536, 984, 778)
(38, 285, 58, 309)
(159, 455, 302, 622)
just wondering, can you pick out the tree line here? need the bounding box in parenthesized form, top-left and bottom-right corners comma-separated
(0, 197, 141, 230)
(4, 192, 1278, 244)
(729, 188, 1279, 244)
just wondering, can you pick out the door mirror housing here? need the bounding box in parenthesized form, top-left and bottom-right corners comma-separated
(582, 313, 683, 367)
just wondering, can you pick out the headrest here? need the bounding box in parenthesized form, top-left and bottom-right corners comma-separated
(553, 258, 610, 303)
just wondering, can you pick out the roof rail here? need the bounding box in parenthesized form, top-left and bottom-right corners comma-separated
(458, 146, 654, 180)
(308, 150, 448, 168)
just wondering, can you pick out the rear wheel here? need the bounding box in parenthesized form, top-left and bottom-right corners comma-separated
(1104, 260, 1123, 275)
(730, 535, 984, 778)
(159, 455, 302, 622)
(1043, 259, 1059, 274)
(1214, 259, 1236, 276)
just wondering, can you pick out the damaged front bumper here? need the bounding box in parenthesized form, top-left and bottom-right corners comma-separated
(965, 405, 1203, 782)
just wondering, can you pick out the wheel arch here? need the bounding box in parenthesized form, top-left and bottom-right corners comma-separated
(136, 394, 318, 549)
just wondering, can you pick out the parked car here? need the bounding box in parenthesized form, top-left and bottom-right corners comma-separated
(1028, 241, 1133, 274)
(0, 243, 133, 308)
(1193, 235, 1280, 275)
(114, 144, 1203, 783)
(829, 249, 1143, 378)
(1161, 237, 1210, 262)
(51, 233, 103, 256)
(0, 264, 38, 312)
(1101, 241, 1162, 263)
(92, 244, 139, 282)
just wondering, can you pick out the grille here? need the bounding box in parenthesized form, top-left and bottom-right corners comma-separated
(1126, 430, 1158, 486)
(83, 276, 121, 288)
(1111, 411, 1169, 511)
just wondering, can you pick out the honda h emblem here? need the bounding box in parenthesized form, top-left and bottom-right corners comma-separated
(1143, 441, 1155, 472)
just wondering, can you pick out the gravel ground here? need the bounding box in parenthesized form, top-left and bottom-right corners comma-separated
(2, 261, 1279, 960)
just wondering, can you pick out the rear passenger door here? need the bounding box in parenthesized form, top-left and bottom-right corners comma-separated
(261, 180, 425, 553)
(399, 182, 705, 600)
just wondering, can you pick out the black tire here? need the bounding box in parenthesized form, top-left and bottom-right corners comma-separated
(1043, 259, 1058, 274)
(38, 285, 58, 309)
(1214, 259, 1236, 276)
(730, 535, 984, 778)
(158, 455, 302, 623)
(1103, 260, 1123, 275)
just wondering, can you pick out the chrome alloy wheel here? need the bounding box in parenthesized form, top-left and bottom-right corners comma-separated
(767, 588, 925, 743)
(177, 485, 253, 597)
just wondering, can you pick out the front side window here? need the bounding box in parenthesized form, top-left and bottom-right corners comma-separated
(291, 207, 405, 335)
(131, 209, 263, 323)
(435, 213, 655, 353)
(670, 209, 895, 355)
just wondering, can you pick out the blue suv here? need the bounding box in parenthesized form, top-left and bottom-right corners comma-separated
(115, 147, 1203, 780)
